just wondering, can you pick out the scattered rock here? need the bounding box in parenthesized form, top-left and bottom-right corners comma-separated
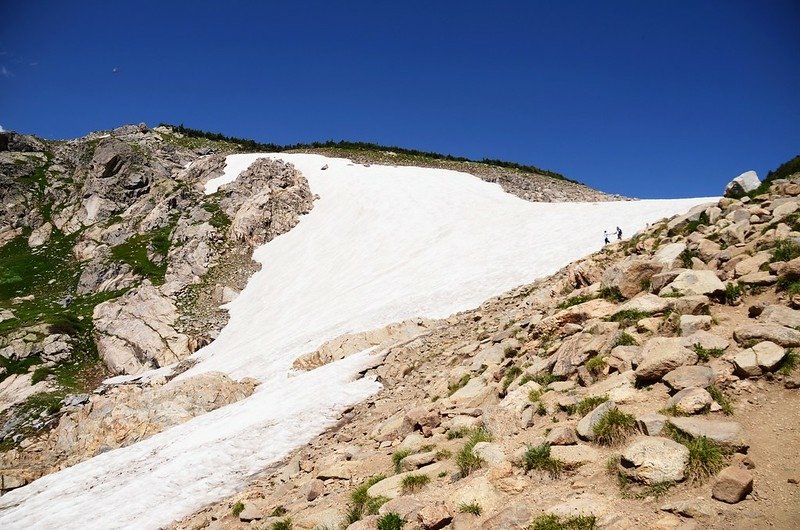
(619, 436, 689, 484)
(712, 466, 754, 503)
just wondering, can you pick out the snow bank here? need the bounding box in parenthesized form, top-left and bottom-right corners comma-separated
(0, 154, 715, 529)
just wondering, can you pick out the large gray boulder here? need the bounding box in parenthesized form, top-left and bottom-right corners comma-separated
(659, 270, 725, 297)
(734, 323, 800, 347)
(668, 417, 749, 450)
(724, 170, 761, 198)
(662, 365, 715, 391)
(635, 337, 698, 382)
(619, 436, 689, 484)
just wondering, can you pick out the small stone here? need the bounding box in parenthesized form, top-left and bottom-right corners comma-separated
(546, 425, 578, 445)
(238, 503, 262, 522)
(666, 387, 714, 414)
(712, 466, 754, 503)
(417, 503, 452, 530)
(636, 412, 668, 436)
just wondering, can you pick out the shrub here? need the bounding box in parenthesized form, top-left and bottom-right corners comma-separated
(771, 239, 800, 263)
(231, 501, 245, 517)
(706, 385, 733, 415)
(522, 443, 566, 478)
(692, 344, 725, 362)
(271, 519, 292, 530)
(528, 388, 543, 403)
(528, 372, 564, 386)
(592, 408, 636, 446)
(377, 512, 405, 530)
(529, 513, 597, 530)
(723, 282, 742, 305)
(456, 428, 493, 476)
(611, 332, 637, 348)
(400, 473, 430, 493)
(392, 449, 412, 473)
(458, 502, 482, 516)
(270, 506, 288, 517)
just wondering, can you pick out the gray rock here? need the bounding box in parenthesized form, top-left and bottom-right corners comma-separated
(734, 323, 800, 347)
(635, 337, 698, 382)
(619, 436, 690, 484)
(546, 425, 578, 445)
(679, 315, 712, 336)
(662, 366, 715, 391)
(238, 503, 262, 522)
(660, 270, 725, 297)
(636, 413, 668, 436)
(668, 417, 748, 450)
(759, 305, 800, 329)
(724, 170, 761, 199)
(712, 466, 754, 503)
(666, 387, 713, 414)
(576, 401, 615, 440)
(616, 294, 672, 315)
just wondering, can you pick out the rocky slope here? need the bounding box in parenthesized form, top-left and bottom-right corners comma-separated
(164, 168, 800, 530)
(0, 124, 621, 494)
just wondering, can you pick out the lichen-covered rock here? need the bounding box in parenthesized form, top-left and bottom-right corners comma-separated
(619, 436, 689, 484)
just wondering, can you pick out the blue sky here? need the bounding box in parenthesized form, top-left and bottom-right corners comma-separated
(1, 1, 797, 198)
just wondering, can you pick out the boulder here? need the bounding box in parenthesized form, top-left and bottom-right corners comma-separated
(679, 315, 712, 336)
(616, 294, 672, 315)
(546, 426, 578, 446)
(27, 222, 53, 247)
(238, 504, 262, 522)
(635, 338, 698, 382)
(662, 366, 715, 391)
(636, 413, 668, 436)
(734, 324, 800, 348)
(576, 401, 615, 440)
(724, 170, 760, 199)
(302, 479, 325, 501)
(549, 444, 601, 466)
(712, 466, 753, 503)
(666, 387, 713, 414)
(550, 332, 614, 377)
(681, 330, 730, 352)
(378, 496, 425, 518)
(417, 503, 452, 530)
(759, 305, 800, 329)
(672, 295, 710, 316)
(653, 242, 687, 270)
(668, 417, 748, 450)
(619, 436, 689, 484)
(602, 256, 662, 299)
(480, 502, 531, 530)
(733, 341, 785, 377)
(660, 270, 725, 297)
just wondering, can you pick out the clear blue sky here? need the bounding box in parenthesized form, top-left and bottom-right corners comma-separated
(1, 1, 798, 198)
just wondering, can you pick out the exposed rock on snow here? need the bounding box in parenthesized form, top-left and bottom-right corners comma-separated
(724, 170, 761, 199)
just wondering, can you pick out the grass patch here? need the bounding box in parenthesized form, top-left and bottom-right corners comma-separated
(270, 506, 288, 517)
(529, 514, 597, 530)
(271, 519, 292, 530)
(598, 286, 624, 302)
(680, 248, 699, 268)
(109, 224, 174, 285)
(392, 449, 413, 474)
(458, 502, 482, 516)
(666, 426, 728, 483)
(201, 201, 231, 230)
(522, 443, 566, 478)
(584, 356, 607, 375)
(501, 366, 523, 394)
(777, 350, 799, 376)
(565, 395, 608, 417)
(557, 294, 595, 309)
(527, 372, 565, 387)
(592, 408, 636, 446)
(706, 385, 733, 415)
(447, 374, 471, 396)
(607, 309, 649, 327)
(376, 513, 405, 530)
(612, 332, 637, 348)
(345, 475, 389, 524)
(435, 449, 452, 460)
(692, 344, 725, 362)
(456, 427, 493, 477)
(400, 473, 430, 493)
(771, 238, 800, 263)
(231, 501, 244, 517)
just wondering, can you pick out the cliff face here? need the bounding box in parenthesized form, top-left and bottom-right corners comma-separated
(0, 124, 313, 455)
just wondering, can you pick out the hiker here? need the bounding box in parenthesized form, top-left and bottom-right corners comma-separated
(616, 226, 622, 240)
(604, 231, 610, 245)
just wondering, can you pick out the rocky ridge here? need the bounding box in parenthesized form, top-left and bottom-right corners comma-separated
(164, 169, 800, 530)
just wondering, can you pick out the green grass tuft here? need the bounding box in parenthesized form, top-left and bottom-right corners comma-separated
(584, 356, 607, 375)
(557, 294, 595, 309)
(607, 310, 650, 327)
(377, 512, 405, 530)
(771, 238, 800, 263)
(612, 332, 638, 348)
(522, 443, 566, 478)
(592, 408, 636, 446)
(528, 513, 597, 530)
(447, 374, 471, 396)
(400, 473, 430, 493)
(692, 344, 725, 362)
(777, 350, 798, 376)
(598, 286, 625, 302)
(392, 449, 412, 474)
(271, 519, 292, 530)
(565, 395, 609, 417)
(706, 385, 733, 415)
(456, 427, 493, 477)
(231, 501, 244, 517)
(458, 502, 482, 516)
